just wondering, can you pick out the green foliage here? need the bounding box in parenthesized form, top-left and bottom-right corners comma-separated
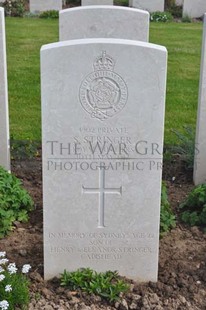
(39, 10, 59, 19)
(2, 0, 25, 17)
(0, 167, 34, 237)
(23, 12, 39, 18)
(179, 184, 206, 227)
(114, 0, 128, 6)
(65, 0, 80, 5)
(167, 4, 182, 18)
(150, 11, 173, 22)
(0, 253, 31, 310)
(182, 14, 192, 23)
(165, 0, 175, 8)
(165, 0, 182, 18)
(0, 274, 29, 309)
(160, 182, 176, 236)
(171, 126, 196, 170)
(60, 268, 129, 302)
(10, 137, 40, 160)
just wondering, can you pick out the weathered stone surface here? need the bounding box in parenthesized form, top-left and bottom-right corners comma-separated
(30, 0, 62, 14)
(41, 38, 167, 281)
(0, 8, 10, 171)
(183, 0, 206, 18)
(59, 6, 149, 42)
(129, 0, 164, 12)
(194, 14, 206, 185)
(175, 0, 183, 5)
(82, 0, 113, 5)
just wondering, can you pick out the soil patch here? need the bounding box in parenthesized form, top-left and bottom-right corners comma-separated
(0, 156, 206, 310)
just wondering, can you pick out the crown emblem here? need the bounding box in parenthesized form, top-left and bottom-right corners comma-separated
(80, 51, 128, 121)
(93, 51, 115, 71)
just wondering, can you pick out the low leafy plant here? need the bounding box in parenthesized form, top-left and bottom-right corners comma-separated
(114, 0, 128, 6)
(2, 0, 25, 17)
(10, 137, 40, 160)
(179, 184, 206, 227)
(165, 0, 182, 18)
(65, 0, 80, 6)
(182, 14, 192, 23)
(171, 126, 196, 170)
(23, 12, 38, 18)
(60, 268, 129, 302)
(150, 11, 173, 22)
(0, 252, 31, 310)
(160, 182, 176, 236)
(0, 167, 34, 237)
(167, 4, 182, 18)
(165, 0, 175, 9)
(39, 10, 59, 19)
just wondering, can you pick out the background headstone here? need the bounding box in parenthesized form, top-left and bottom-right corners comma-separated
(194, 14, 206, 185)
(82, 0, 113, 5)
(129, 0, 164, 12)
(175, 0, 183, 5)
(0, 8, 10, 171)
(30, 0, 62, 14)
(183, 0, 206, 18)
(59, 6, 149, 42)
(41, 38, 167, 281)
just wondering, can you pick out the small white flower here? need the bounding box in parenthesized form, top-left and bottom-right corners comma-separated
(0, 259, 8, 265)
(0, 300, 9, 310)
(5, 285, 12, 292)
(7, 263, 17, 275)
(0, 274, 5, 282)
(22, 264, 31, 274)
(0, 252, 6, 258)
(0, 266, 4, 273)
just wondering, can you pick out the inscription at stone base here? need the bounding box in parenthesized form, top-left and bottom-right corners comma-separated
(49, 231, 155, 260)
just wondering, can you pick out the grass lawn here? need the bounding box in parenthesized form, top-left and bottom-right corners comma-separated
(150, 22, 202, 144)
(6, 18, 58, 140)
(5, 18, 203, 144)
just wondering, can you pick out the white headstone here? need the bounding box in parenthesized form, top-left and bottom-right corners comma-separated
(183, 0, 206, 18)
(194, 14, 206, 185)
(82, 0, 113, 5)
(130, 0, 164, 12)
(0, 8, 10, 171)
(59, 6, 149, 42)
(41, 38, 167, 282)
(30, 0, 62, 14)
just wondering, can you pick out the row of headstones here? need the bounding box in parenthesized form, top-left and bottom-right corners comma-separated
(28, 0, 206, 18)
(132, 0, 206, 19)
(1, 0, 205, 17)
(29, 0, 164, 14)
(129, 0, 206, 18)
(29, 0, 113, 14)
(0, 4, 205, 280)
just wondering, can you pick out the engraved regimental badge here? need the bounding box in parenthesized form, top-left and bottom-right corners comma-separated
(79, 51, 128, 121)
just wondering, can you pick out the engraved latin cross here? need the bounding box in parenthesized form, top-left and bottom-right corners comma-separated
(82, 168, 122, 228)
